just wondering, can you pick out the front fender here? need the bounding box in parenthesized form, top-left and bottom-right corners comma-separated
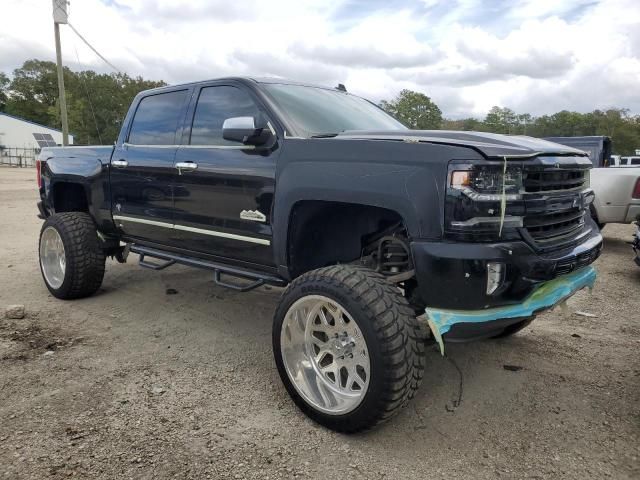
(272, 138, 482, 276)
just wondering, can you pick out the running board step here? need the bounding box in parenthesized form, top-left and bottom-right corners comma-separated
(139, 253, 176, 270)
(129, 245, 286, 291)
(214, 270, 264, 292)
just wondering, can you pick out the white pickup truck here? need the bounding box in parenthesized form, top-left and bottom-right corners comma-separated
(542, 137, 640, 227)
(609, 155, 640, 167)
(590, 167, 640, 226)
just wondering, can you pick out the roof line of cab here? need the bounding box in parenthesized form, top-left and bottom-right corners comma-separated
(137, 76, 337, 96)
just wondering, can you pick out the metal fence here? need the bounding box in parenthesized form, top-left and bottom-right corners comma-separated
(0, 148, 38, 168)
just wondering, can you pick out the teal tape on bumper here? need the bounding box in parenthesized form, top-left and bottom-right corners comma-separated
(425, 266, 597, 342)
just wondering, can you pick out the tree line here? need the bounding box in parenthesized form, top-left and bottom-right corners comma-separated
(1, 60, 639, 154)
(0, 60, 164, 145)
(380, 90, 640, 155)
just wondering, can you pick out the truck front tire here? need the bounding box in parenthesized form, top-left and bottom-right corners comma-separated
(273, 265, 426, 432)
(38, 212, 106, 299)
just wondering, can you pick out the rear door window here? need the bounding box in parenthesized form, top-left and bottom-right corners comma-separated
(189, 86, 260, 146)
(128, 90, 188, 145)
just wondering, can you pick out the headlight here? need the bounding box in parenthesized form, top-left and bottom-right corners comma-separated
(445, 163, 525, 241)
(450, 165, 523, 201)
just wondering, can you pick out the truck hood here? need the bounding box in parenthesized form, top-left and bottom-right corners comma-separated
(336, 130, 587, 159)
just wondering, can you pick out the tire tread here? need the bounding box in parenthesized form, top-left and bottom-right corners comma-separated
(274, 264, 426, 432)
(39, 212, 105, 299)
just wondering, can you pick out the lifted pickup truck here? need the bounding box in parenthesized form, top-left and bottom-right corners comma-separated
(36, 77, 602, 432)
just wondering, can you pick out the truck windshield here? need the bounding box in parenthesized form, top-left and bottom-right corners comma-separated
(262, 83, 407, 137)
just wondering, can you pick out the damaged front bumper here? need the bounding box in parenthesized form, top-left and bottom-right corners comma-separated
(411, 228, 602, 312)
(425, 265, 597, 354)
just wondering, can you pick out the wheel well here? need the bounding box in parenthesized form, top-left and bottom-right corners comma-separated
(52, 183, 89, 213)
(287, 201, 406, 278)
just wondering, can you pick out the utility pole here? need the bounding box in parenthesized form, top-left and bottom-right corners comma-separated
(52, 0, 69, 145)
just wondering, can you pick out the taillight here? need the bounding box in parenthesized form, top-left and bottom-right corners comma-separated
(36, 160, 42, 189)
(633, 178, 640, 199)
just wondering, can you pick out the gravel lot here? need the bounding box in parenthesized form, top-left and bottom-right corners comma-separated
(1, 167, 639, 479)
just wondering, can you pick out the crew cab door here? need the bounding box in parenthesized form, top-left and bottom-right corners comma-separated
(110, 89, 190, 245)
(171, 84, 277, 267)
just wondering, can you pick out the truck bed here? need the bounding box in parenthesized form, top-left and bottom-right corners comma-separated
(591, 167, 640, 223)
(39, 145, 115, 165)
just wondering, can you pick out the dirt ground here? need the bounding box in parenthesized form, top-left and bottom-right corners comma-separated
(0, 166, 638, 479)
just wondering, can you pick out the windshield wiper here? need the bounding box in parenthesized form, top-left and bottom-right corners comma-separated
(310, 133, 340, 138)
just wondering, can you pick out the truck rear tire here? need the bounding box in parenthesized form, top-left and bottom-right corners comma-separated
(273, 265, 426, 433)
(38, 212, 106, 300)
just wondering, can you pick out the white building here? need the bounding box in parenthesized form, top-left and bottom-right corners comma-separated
(0, 112, 74, 149)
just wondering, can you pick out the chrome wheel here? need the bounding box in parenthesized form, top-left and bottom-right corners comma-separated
(280, 295, 371, 415)
(40, 226, 66, 289)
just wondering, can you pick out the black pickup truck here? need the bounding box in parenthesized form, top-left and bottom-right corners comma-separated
(36, 77, 602, 432)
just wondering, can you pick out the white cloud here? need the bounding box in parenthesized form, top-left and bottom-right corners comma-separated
(289, 44, 439, 69)
(0, 0, 639, 119)
(454, 19, 576, 79)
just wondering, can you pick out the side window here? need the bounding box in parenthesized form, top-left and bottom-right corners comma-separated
(190, 86, 260, 146)
(128, 90, 188, 145)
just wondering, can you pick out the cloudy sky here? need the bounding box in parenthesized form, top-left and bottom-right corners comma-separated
(2, 0, 639, 118)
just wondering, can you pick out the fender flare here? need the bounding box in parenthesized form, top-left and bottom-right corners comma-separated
(43, 157, 113, 232)
(272, 161, 423, 279)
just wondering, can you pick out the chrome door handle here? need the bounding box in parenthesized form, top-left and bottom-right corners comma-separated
(175, 162, 198, 175)
(112, 159, 128, 168)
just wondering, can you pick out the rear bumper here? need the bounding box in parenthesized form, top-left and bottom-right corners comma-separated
(425, 266, 597, 347)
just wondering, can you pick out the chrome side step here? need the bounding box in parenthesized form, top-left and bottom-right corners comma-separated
(129, 244, 286, 292)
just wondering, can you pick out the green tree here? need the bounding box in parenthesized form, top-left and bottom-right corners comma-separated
(483, 106, 519, 134)
(442, 106, 640, 155)
(592, 109, 640, 155)
(441, 117, 485, 131)
(516, 113, 533, 135)
(56, 70, 164, 144)
(3, 59, 165, 145)
(380, 89, 442, 129)
(4, 59, 65, 126)
(0, 72, 9, 112)
(378, 92, 640, 154)
(544, 111, 589, 136)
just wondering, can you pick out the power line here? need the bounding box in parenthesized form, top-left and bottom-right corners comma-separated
(71, 38, 103, 145)
(67, 22, 122, 74)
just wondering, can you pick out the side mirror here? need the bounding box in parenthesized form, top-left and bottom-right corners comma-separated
(222, 115, 272, 146)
